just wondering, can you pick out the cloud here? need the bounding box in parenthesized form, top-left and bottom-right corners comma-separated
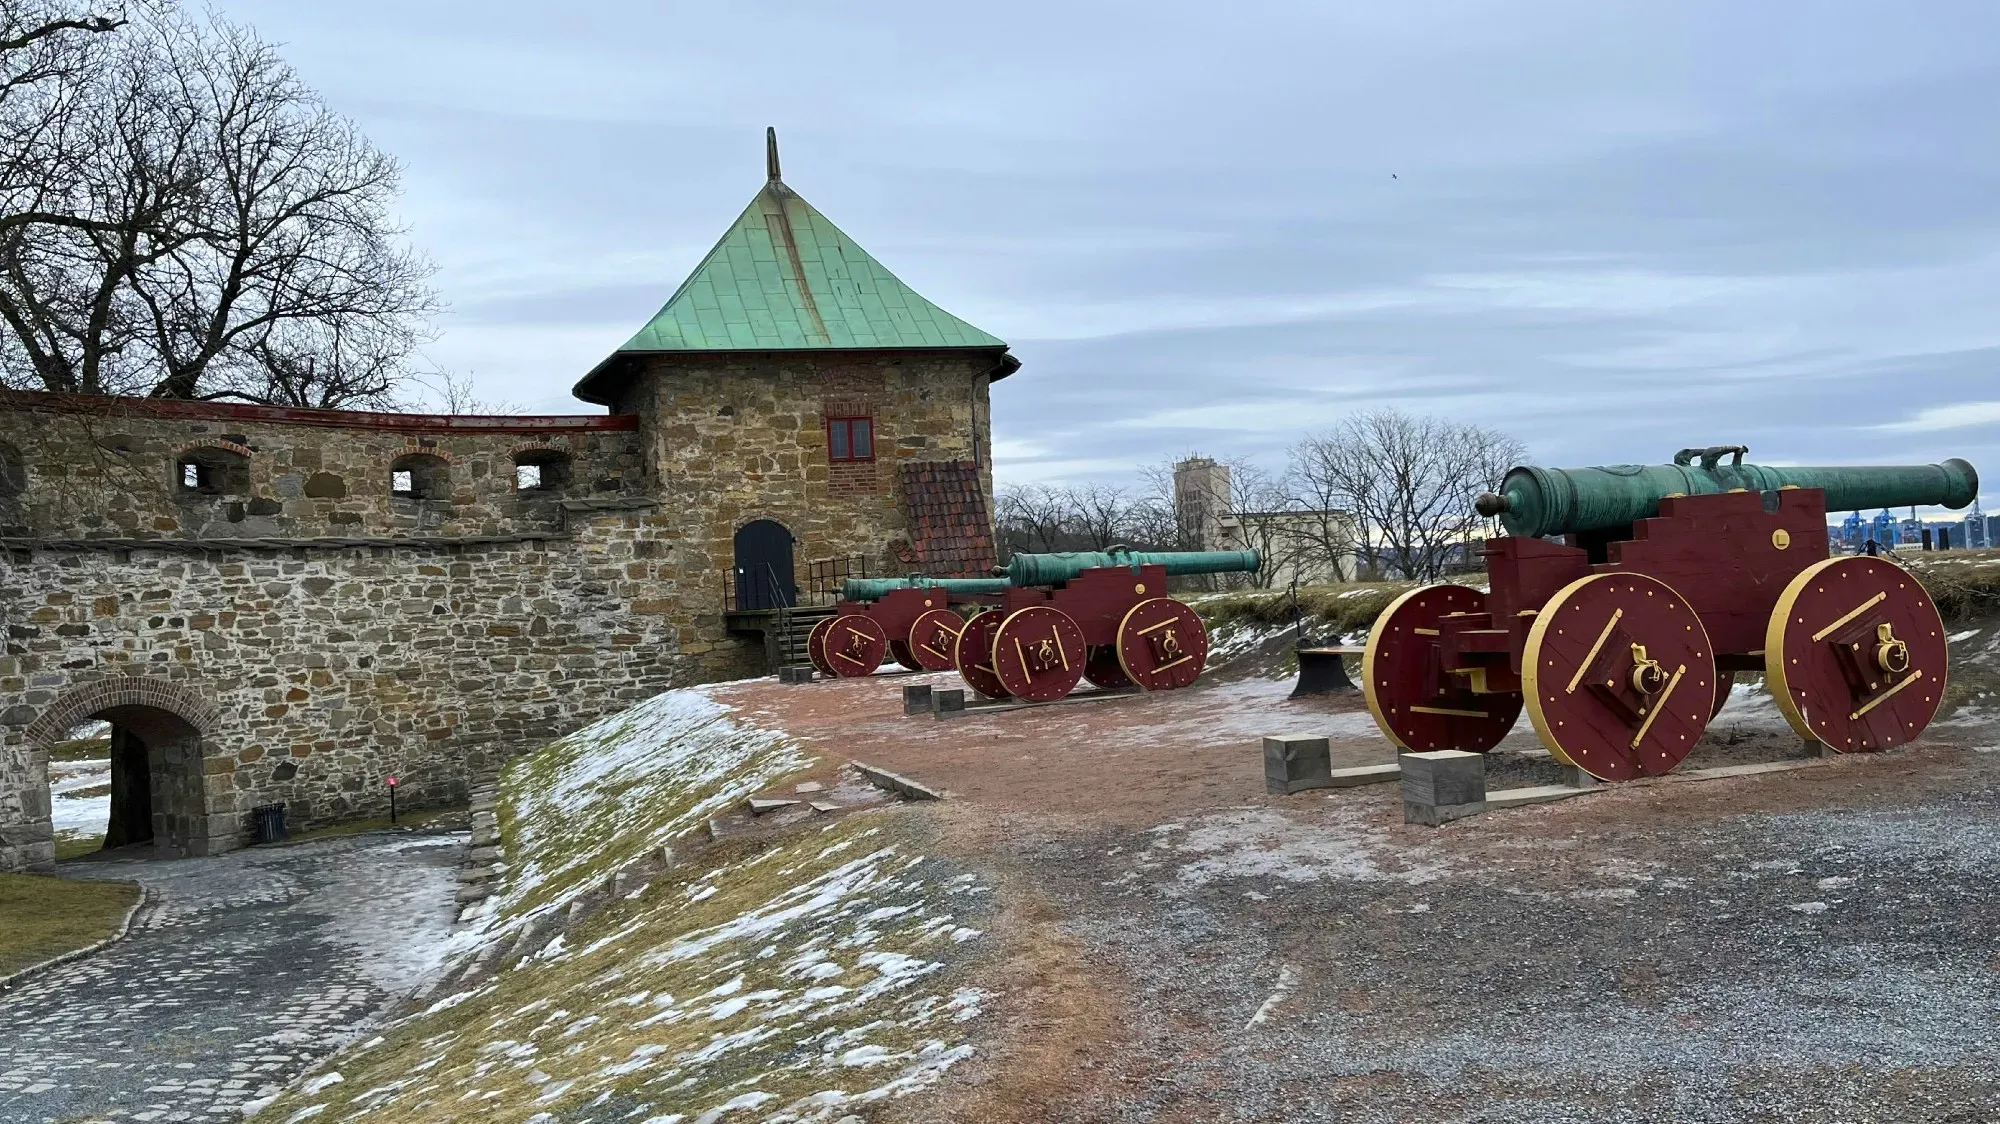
(1875, 402, 2000, 434)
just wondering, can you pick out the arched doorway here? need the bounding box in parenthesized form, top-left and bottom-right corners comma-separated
(95, 706, 205, 854)
(28, 680, 223, 860)
(733, 519, 796, 610)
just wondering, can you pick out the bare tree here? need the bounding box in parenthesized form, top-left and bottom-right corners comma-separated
(0, 2, 132, 236)
(0, 3, 438, 406)
(1291, 408, 1525, 581)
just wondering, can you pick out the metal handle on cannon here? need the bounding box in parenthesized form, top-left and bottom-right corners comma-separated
(1672, 445, 1748, 469)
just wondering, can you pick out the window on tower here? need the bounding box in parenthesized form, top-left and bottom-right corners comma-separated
(827, 417, 874, 463)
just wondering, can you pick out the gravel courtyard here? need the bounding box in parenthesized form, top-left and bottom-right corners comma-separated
(0, 831, 462, 1123)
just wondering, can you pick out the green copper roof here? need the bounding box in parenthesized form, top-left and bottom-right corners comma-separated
(614, 133, 1004, 353)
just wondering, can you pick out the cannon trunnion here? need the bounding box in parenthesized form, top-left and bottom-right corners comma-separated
(1368, 450, 1972, 780)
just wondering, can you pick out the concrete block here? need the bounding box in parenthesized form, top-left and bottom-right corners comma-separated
(1326, 763, 1403, 788)
(1263, 734, 1333, 795)
(1400, 750, 1486, 827)
(930, 688, 966, 718)
(1559, 763, 1597, 789)
(747, 797, 799, 814)
(851, 761, 944, 801)
(779, 665, 817, 684)
(1487, 784, 1599, 810)
(902, 684, 933, 715)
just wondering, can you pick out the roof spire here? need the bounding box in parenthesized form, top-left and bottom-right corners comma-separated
(765, 126, 781, 183)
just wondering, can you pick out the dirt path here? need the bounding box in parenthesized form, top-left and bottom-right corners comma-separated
(719, 670, 2000, 1122)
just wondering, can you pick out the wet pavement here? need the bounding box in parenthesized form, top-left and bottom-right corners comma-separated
(0, 831, 463, 1123)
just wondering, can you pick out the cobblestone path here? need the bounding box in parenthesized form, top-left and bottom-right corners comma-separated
(0, 831, 464, 1123)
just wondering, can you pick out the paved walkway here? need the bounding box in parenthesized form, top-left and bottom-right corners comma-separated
(0, 832, 464, 1123)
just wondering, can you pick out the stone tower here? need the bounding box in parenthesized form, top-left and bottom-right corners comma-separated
(572, 128, 1017, 610)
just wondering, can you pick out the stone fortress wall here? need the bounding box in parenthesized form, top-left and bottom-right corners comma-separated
(0, 353, 997, 872)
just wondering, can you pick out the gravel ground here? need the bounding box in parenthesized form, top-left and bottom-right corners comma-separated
(958, 746, 2000, 1123)
(0, 831, 463, 1123)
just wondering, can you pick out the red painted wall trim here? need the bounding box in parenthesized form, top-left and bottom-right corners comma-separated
(0, 389, 639, 434)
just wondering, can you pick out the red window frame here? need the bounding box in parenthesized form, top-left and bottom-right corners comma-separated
(827, 416, 874, 463)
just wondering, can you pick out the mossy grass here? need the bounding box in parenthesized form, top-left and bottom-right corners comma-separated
(0, 871, 140, 978)
(256, 811, 991, 1123)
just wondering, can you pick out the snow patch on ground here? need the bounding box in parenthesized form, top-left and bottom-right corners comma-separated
(468, 685, 813, 944)
(49, 758, 110, 841)
(1147, 807, 1448, 888)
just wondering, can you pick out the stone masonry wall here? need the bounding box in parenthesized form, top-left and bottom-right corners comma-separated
(0, 510, 694, 872)
(0, 393, 647, 541)
(627, 351, 994, 651)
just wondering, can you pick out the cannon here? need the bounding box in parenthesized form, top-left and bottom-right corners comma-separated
(951, 548, 1261, 703)
(1362, 447, 1977, 780)
(807, 576, 1011, 677)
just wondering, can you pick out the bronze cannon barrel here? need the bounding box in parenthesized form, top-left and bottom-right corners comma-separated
(1476, 446, 1979, 538)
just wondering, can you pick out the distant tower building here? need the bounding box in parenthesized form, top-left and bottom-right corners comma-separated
(1173, 457, 1232, 550)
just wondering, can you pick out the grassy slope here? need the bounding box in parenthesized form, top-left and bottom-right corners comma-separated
(0, 872, 140, 978)
(254, 686, 994, 1124)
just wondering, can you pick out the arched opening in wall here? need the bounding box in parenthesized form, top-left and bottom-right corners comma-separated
(514, 449, 572, 494)
(733, 519, 797, 610)
(176, 446, 249, 497)
(390, 453, 450, 500)
(0, 440, 25, 496)
(64, 707, 206, 857)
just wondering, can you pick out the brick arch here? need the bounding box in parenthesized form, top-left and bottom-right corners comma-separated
(508, 440, 570, 458)
(173, 438, 254, 461)
(25, 676, 221, 748)
(393, 443, 456, 464)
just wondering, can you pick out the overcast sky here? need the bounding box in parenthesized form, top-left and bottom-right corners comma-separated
(217, 0, 2000, 514)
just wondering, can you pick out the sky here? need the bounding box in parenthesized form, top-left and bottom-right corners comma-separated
(215, 0, 2000, 517)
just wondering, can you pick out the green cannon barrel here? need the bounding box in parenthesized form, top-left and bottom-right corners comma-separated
(841, 576, 1012, 602)
(1476, 447, 1979, 538)
(1002, 549, 1262, 587)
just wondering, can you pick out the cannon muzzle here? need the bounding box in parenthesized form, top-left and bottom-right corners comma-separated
(841, 576, 1012, 602)
(1486, 449, 1979, 538)
(1001, 548, 1262, 587)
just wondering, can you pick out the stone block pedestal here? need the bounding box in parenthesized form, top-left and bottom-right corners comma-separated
(1264, 734, 1333, 794)
(1401, 750, 1486, 826)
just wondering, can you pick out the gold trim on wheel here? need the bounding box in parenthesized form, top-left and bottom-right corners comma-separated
(1763, 556, 1947, 750)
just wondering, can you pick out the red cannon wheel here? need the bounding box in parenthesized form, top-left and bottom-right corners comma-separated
(954, 609, 1012, 700)
(806, 615, 838, 677)
(1765, 557, 1948, 753)
(823, 613, 888, 678)
(888, 639, 925, 671)
(992, 606, 1088, 702)
(1083, 646, 1133, 691)
(905, 608, 965, 673)
(1522, 573, 1715, 780)
(1362, 584, 1522, 753)
(1114, 598, 1209, 691)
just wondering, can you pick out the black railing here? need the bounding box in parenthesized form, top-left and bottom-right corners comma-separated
(804, 555, 868, 606)
(725, 555, 870, 612)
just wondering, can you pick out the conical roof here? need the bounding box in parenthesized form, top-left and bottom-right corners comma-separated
(574, 130, 1012, 404)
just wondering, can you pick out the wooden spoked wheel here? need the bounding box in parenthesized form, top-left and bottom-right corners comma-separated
(1765, 557, 1948, 753)
(954, 609, 1012, 700)
(1114, 597, 1209, 692)
(1083, 646, 1134, 690)
(1362, 584, 1521, 753)
(992, 606, 1088, 702)
(904, 608, 965, 672)
(806, 615, 838, 677)
(1522, 573, 1715, 780)
(822, 613, 888, 678)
